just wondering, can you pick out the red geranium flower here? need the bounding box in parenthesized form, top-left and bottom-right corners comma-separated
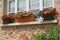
(2, 15, 9, 19)
(8, 15, 15, 20)
(39, 8, 58, 16)
(2, 14, 15, 20)
(50, 8, 58, 15)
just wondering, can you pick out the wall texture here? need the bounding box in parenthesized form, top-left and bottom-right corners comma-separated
(54, 0, 60, 24)
(2, 24, 57, 40)
(0, 0, 60, 40)
(0, 0, 3, 40)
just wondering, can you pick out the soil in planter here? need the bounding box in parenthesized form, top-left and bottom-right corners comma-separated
(43, 16, 55, 21)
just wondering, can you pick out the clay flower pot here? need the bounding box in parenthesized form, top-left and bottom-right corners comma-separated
(16, 16, 35, 22)
(15, 11, 35, 22)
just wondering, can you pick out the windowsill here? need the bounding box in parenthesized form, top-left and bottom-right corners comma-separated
(1, 19, 58, 27)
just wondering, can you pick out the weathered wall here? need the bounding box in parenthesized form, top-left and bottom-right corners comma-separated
(54, 0, 60, 24)
(1, 24, 57, 40)
(0, 0, 3, 40)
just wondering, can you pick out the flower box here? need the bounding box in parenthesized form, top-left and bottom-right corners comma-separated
(15, 16, 35, 22)
(39, 8, 58, 21)
(43, 15, 54, 21)
(2, 15, 15, 24)
(15, 11, 35, 22)
(3, 19, 15, 24)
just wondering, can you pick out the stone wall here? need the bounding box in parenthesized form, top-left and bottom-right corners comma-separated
(1, 24, 57, 40)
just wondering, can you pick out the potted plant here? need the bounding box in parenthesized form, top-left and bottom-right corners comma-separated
(39, 8, 58, 21)
(15, 11, 35, 22)
(2, 14, 15, 24)
(8, 15, 15, 23)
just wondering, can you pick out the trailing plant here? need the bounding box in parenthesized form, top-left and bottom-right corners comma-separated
(14, 11, 35, 18)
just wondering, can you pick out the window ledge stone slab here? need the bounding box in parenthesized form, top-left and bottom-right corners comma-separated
(1, 19, 58, 27)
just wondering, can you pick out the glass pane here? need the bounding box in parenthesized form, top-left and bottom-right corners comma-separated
(9, 0, 15, 13)
(29, 0, 40, 10)
(30, 9, 40, 18)
(18, 0, 26, 11)
(43, 0, 53, 8)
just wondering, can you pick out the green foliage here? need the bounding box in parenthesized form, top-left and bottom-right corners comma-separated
(14, 13, 24, 18)
(30, 33, 45, 40)
(25, 25, 60, 40)
(25, 36, 29, 40)
(45, 25, 60, 40)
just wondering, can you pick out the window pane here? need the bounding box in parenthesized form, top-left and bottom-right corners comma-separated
(9, 0, 15, 13)
(43, 0, 53, 8)
(29, 0, 40, 10)
(30, 9, 40, 18)
(18, 0, 26, 11)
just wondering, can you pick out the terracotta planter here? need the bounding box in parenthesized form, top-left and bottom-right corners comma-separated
(15, 16, 35, 22)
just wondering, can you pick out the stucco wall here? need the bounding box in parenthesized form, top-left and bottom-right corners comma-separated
(0, 0, 3, 40)
(0, 0, 60, 40)
(54, 0, 60, 24)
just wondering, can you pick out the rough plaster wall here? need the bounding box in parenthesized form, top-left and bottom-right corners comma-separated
(54, 0, 60, 25)
(0, 0, 3, 40)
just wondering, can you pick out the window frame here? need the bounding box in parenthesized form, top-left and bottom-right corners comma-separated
(43, 0, 54, 8)
(7, 0, 54, 14)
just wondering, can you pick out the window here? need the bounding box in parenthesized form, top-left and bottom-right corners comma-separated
(9, 0, 15, 13)
(29, 0, 40, 10)
(29, 0, 40, 18)
(4, 0, 54, 16)
(2, 0, 56, 25)
(43, 0, 54, 8)
(6, 0, 54, 13)
(18, 0, 27, 12)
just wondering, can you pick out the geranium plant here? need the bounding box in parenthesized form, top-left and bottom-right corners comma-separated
(14, 11, 35, 18)
(8, 15, 15, 20)
(39, 8, 58, 16)
(15, 11, 35, 22)
(2, 14, 15, 24)
(39, 8, 58, 21)
(2, 15, 9, 19)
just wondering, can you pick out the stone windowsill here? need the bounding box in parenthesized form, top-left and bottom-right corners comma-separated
(1, 19, 57, 27)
